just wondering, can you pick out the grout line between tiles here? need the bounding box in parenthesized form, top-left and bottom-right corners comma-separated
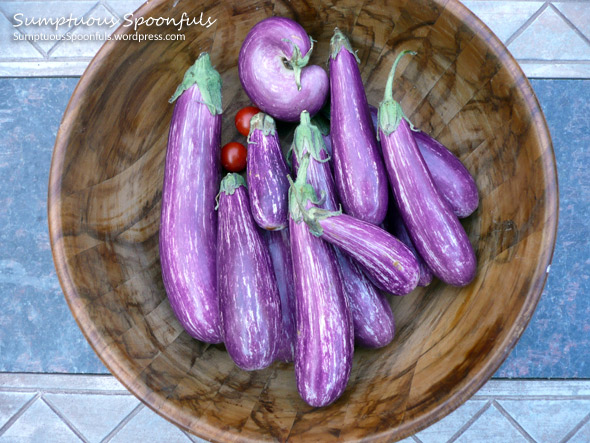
(42, 395, 89, 443)
(504, 2, 549, 47)
(411, 434, 423, 442)
(447, 400, 493, 442)
(47, 1, 103, 57)
(101, 402, 144, 443)
(559, 411, 590, 443)
(548, 3, 590, 47)
(0, 393, 40, 437)
(492, 400, 537, 442)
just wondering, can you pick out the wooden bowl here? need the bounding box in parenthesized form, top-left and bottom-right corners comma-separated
(48, 0, 558, 441)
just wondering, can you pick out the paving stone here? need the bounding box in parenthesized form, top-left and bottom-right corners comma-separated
(463, 1, 544, 42)
(0, 14, 43, 59)
(415, 400, 489, 443)
(110, 406, 193, 443)
(554, 2, 590, 43)
(44, 393, 140, 442)
(508, 5, 590, 60)
(0, 397, 80, 443)
(105, 0, 146, 20)
(0, 1, 97, 53)
(497, 399, 590, 443)
(569, 417, 590, 443)
(455, 404, 528, 443)
(0, 392, 35, 429)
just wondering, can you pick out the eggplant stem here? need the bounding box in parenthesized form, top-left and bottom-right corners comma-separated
(329, 28, 361, 63)
(282, 36, 314, 90)
(383, 50, 417, 102)
(247, 112, 276, 144)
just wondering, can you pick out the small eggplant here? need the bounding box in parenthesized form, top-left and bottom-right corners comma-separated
(329, 29, 388, 224)
(265, 229, 296, 362)
(377, 51, 477, 287)
(292, 112, 395, 347)
(289, 156, 353, 407)
(369, 105, 479, 218)
(247, 113, 290, 230)
(217, 174, 281, 370)
(160, 53, 223, 344)
(239, 17, 328, 122)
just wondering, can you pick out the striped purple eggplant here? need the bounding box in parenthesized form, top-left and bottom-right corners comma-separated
(289, 156, 353, 407)
(247, 113, 290, 230)
(217, 174, 281, 370)
(265, 229, 296, 362)
(160, 53, 222, 343)
(302, 209, 420, 295)
(329, 28, 388, 224)
(369, 105, 479, 218)
(384, 203, 434, 287)
(292, 113, 395, 348)
(239, 17, 328, 122)
(378, 51, 477, 287)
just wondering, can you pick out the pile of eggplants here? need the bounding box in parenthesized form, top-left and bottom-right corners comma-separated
(160, 21, 478, 408)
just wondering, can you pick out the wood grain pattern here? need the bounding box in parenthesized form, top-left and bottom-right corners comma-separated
(48, 0, 558, 441)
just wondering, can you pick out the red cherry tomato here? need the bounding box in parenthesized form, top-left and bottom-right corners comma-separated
(221, 142, 247, 172)
(235, 106, 261, 136)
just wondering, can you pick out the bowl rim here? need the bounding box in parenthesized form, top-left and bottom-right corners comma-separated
(48, 0, 559, 440)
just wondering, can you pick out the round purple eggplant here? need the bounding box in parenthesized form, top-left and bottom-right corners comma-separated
(293, 112, 395, 347)
(265, 229, 296, 362)
(378, 51, 477, 287)
(288, 156, 353, 407)
(329, 28, 388, 225)
(369, 105, 479, 218)
(217, 174, 281, 370)
(160, 53, 222, 344)
(247, 112, 290, 230)
(238, 17, 328, 122)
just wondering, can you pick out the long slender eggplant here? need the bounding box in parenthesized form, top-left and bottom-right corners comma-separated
(299, 208, 420, 295)
(289, 156, 353, 407)
(369, 105, 479, 218)
(329, 28, 388, 224)
(292, 112, 394, 348)
(160, 53, 222, 343)
(378, 51, 477, 286)
(217, 174, 281, 370)
(384, 203, 434, 287)
(247, 113, 290, 230)
(265, 229, 296, 362)
(239, 17, 328, 122)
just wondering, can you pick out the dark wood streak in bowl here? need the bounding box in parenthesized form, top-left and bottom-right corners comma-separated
(48, 0, 558, 441)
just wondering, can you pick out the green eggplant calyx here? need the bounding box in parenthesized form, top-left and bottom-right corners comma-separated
(283, 36, 314, 91)
(169, 52, 223, 116)
(330, 27, 360, 63)
(293, 111, 331, 165)
(215, 173, 246, 210)
(247, 112, 276, 144)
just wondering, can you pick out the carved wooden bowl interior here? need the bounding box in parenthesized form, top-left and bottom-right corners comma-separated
(48, 0, 558, 441)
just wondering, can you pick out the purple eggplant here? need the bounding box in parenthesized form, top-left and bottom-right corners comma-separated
(378, 51, 477, 287)
(288, 157, 353, 407)
(238, 17, 328, 122)
(265, 229, 296, 362)
(247, 113, 290, 230)
(217, 174, 281, 370)
(292, 111, 395, 347)
(329, 28, 388, 225)
(300, 209, 420, 295)
(384, 204, 434, 287)
(160, 53, 222, 343)
(369, 105, 479, 218)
